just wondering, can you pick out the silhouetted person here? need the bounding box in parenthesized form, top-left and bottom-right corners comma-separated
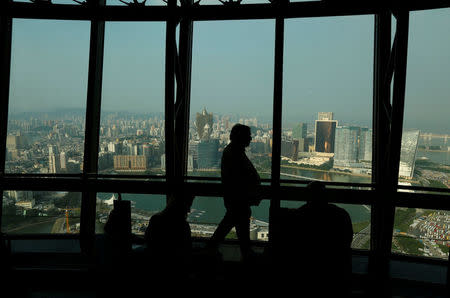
(143, 191, 195, 282)
(208, 124, 264, 261)
(274, 181, 353, 295)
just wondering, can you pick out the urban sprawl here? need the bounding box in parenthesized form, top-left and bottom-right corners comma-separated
(3, 109, 449, 259)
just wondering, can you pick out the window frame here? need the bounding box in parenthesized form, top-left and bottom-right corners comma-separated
(0, 0, 448, 269)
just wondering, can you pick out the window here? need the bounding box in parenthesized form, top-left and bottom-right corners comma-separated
(392, 8, 450, 260)
(99, 22, 166, 175)
(283, 16, 374, 185)
(392, 208, 449, 260)
(2, 191, 81, 234)
(189, 20, 274, 179)
(6, 19, 90, 174)
(188, 196, 269, 241)
(398, 8, 450, 191)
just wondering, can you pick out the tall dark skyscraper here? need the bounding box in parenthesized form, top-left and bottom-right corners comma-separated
(197, 139, 220, 169)
(314, 112, 337, 153)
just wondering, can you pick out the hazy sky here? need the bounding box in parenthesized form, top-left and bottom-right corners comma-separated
(8, 6, 450, 133)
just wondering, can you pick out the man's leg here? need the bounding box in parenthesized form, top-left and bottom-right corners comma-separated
(208, 210, 234, 249)
(234, 207, 252, 259)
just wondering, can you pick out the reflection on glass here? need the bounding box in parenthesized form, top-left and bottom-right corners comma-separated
(393, 208, 449, 260)
(190, 20, 274, 179)
(7, 19, 89, 174)
(2, 191, 81, 234)
(282, 16, 374, 185)
(99, 22, 165, 175)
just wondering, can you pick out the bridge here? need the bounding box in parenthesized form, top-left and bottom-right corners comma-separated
(419, 133, 449, 139)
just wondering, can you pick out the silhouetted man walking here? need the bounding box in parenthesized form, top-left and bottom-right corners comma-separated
(208, 124, 262, 261)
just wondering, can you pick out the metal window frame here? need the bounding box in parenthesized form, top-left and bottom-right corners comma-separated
(0, 1, 13, 233)
(0, 0, 448, 276)
(80, 0, 106, 255)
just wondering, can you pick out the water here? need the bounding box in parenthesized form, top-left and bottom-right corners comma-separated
(97, 166, 372, 225)
(416, 150, 450, 166)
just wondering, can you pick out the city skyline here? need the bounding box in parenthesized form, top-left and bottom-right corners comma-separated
(7, 9, 450, 134)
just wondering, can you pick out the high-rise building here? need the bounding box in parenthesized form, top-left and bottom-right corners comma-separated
(48, 145, 60, 173)
(189, 141, 199, 169)
(399, 130, 420, 178)
(197, 139, 220, 169)
(6, 133, 27, 150)
(334, 126, 360, 167)
(315, 114, 338, 153)
(292, 122, 308, 152)
(318, 112, 334, 121)
(195, 107, 213, 140)
(187, 155, 194, 172)
(6, 190, 33, 202)
(292, 122, 307, 139)
(60, 151, 67, 171)
(113, 155, 147, 172)
(359, 128, 372, 161)
(281, 138, 299, 160)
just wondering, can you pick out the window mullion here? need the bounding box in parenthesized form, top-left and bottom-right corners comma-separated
(269, 14, 285, 244)
(370, 10, 392, 294)
(0, 3, 13, 232)
(165, 0, 177, 201)
(174, 1, 194, 182)
(80, 0, 106, 256)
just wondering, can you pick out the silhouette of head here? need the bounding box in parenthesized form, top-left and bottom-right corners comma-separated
(306, 181, 327, 205)
(230, 124, 252, 147)
(165, 188, 195, 218)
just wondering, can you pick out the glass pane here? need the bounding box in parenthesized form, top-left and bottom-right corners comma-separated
(99, 22, 165, 175)
(189, 20, 274, 179)
(400, 8, 450, 190)
(7, 19, 89, 174)
(281, 201, 371, 250)
(96, 193, 166, 234)
(188, 196, 269, 242)
(392, 208, 449, 260)
(282, 16, 374, 185)
(2, 191, 81, 234)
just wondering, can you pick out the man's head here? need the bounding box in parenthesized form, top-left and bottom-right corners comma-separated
(306, 181, 327, 205)
(230, 124, 252, 147)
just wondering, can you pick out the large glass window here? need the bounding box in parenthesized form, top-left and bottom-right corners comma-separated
(392, 207, 449, 260)
(283, 16, 374, 185)
(2, 191, 81, 234)
(392, 8, 450, 260)
(6, 19, 90, 174)
(99, 22, 166, 175)
(188, 196, 269, 241)
(397, 8, 450, 191)
(189, 20, 274, 179)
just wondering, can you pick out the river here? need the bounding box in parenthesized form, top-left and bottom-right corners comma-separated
(97, 165, 373, 225)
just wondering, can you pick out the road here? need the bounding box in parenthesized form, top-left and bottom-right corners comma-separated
(352, 224, 370, 249)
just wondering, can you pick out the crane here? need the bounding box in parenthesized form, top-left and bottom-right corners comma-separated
(62, 208, 80, 233)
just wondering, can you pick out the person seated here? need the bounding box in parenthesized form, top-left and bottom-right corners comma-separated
(273, 181, 353, 295)
(143, 190, 195, 281)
